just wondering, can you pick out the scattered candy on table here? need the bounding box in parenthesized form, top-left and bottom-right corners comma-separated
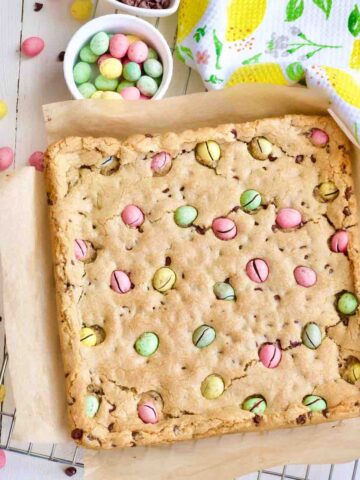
(0, 385, 5, 403)
(64, 466, 77, 477)
(21, 36, 45, 57)
(73, 31, 163, 99)
(28, 151, 44, 171)
(0, 100, 8, 119)
(70, 0, 93, 21)
(0, 450, 6, 470)
(0, 147, 14, 171)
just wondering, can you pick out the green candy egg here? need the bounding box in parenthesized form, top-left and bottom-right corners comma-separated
(302, 322, 322, 350)
(337, 291, 359, 315)
(73, 62, 92, 85)
(147, 47, 159, 60)
(192, 325, 216, 349)
(79, 45, 99, 63)
(94, 75, 118, 91)
(135, 332, 159, 357)
(85, 394, 100, 418)
(213, 282, 236, 301)
(174, 205, 198, 227)
(90, 31, 109, 55)
(201, 374, 224, 399)
(137, 75, 158, 97)
(143, 59, 163, 79)
(123, 62, 142, 82)
(240, 189, 262, 211)
(78, 82, 96, 99)
(303, 394, 327, 412)
(242, 395, 267, 414)
(117, 80, 135, 93)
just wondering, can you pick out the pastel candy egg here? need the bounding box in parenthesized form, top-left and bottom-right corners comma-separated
(337, 291, 359, 315)
(21, 36, 45, 57)
(0, 100, 8, 119)
(99, 58, 122, 80)
(240, 189, 262, 211)
(127, 34, 141, 45)
(174, 205, 198, 227)
(316, 181, 339, 202)
(121, 86, 141, 100)
(128, 40, 149, 63)
(0, 384, 5, 403)
(143, 59, 163, 78)
(140, 94, 150, 100)
(147, 47, 158, 60)
(275, 208, 302, 229)
(28, 151, 44, 172)
(85, 395, 100, 418)
(294, 266, 317, 287)
(100, 155, 119, 175)
(102, 91, 122, 100)
(73, 62, 92, 85)
(344, 358, 360, 384)
(0, 147, 14, 171)
(330, 230, 349, 253)
(212, 217, 237, 240)
(195, 140, 221, 168)
(117, 80, 135, 93)
(70, 0, 93, 21)
(0, 450, 6, 469)
(248, 137, 272, 160)
(258, 343, 282, 368)
(109, 34, 129, 59)
(97, 53, 113, 65)
(123, 62, 142, 82)
(302, 322, 322, 349)
(90, 31, 109, 56)
(192, 325, 216, 349)
(74, 239, 88, 260)
(138, 402, 158, 424)
(303, 395, 327, 412)
(151, 152, 172, 175)
(200, 374, 225, 399)
(110, 270, 132, 294)
(78, 82, 96, 98)
(79, 45, 99, 63)
(246, 258, 269, 283)
(134, 332, 159, 357)
(152, 267, 176, 293)
(242, 395, 267, 414)
(121, 204, 144, 227)
(137, 76, 158, 97)
(91, 91, 104, 99)
(80, 327, 97, 347)
(213, 282, 236, 300)
(309, 128, 329, 147)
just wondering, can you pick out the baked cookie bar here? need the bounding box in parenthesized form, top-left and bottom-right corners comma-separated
(45, 115, 360, 449)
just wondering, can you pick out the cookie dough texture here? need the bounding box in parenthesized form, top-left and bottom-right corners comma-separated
(45, 116, 360, 450)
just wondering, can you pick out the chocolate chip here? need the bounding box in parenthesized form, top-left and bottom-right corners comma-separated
(310, 154, 316, 163)
(34, 2, 43, 11)
(120, 0, 170, 8)
(274, 295, 281, 301)
(345, 186, 353, 200)
(253, 414, 261, 425)
(341, 163, 347, 173)
(271, 225, 278, 232)
(343, 207, 351, 216)
(195, 225, 206, 235)
(108, 423, 115, 432)
(343, 318, 350, 326)
(231, 205, 241, 213)
(233, 175, 239, 180)
(231, 128, 238, 139)
(165, 256, 171, 266)
(295, 155, 304, 164)
(268, 154, 277, 162)
(162, 188, 169, 193)
(58, 51, 65, 62)
(71, 428, 83, 440)
(145, 133, 153, 138)
(296, 414, 306, 425)
(180, 186, 185, 191)
(290, 341, 302, 348)
(322, 408, 330, 418)
(64, 467, 77, 477)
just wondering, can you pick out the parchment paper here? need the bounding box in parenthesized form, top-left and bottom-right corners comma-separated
(1, 84, 360, 478)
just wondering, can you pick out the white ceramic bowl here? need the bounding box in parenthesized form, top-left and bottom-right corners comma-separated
(106, 0, 180, 17)
(64, 14, 173, 100)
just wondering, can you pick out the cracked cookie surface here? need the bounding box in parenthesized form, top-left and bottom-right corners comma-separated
(45, 115, 360, 449)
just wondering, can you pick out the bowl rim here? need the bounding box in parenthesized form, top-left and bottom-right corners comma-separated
(63, 13, 173, 100)
(105, 0, 180, 17)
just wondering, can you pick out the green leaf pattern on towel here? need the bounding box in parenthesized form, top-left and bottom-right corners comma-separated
(312, 0, 332, 19)
(348, 5, 360, 37)
(285, 0, 304, 22)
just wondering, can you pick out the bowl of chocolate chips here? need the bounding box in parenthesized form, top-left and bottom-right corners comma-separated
(106, 0, 180, 17)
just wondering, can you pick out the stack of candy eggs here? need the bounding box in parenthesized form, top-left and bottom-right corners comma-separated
(73, 31, 163, 100)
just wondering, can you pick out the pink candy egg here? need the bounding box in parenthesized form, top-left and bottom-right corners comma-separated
(140, 94, 150, 100)
(259, 343, 282, 368)
(28, 151, 44, 172)
(74, 239, 87, 260)
(121, 204, 144, 228)
(246, 258, 269, 283)
(330, 230, 349, 253)
(110, 270, 132, 294)
(109, 34, 129, 59)
(128, 40, 148, 63)
(97, 53, 113, 65)
(21, 36, 45, 57)
(0, 449, 6, 469)
(121, 86, 140, 101)
(151, 152, 171, 175)
(0, 147, 14, 171)
(212, 217, 237, 240)
(293, 266, 317, 287)
(276, 208, 302, 229)
(137, 402, 158, 424)
(309, 128, 329, 147)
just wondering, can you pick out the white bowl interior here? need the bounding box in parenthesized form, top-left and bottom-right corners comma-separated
(105, 0, 180, 18)
(64, 14, 173, 100)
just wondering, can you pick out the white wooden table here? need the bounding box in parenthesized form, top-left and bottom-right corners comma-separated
(0, 1, 358, 478)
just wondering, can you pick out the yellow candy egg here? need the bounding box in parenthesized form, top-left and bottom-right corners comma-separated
(101, 91, 123, 100)
(70, 0, 93, 21)
(0, 384, 5, 403)
(0, 100, 8, 119)
(152, 267, 176, 293)
(99, 58, 122, 80)
(80, 327, 97, 346)
(127, 34, 140, 45)
(91, 91, 104, 99)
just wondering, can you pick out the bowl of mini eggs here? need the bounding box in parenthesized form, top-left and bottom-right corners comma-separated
(64, 14, 173, 100)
